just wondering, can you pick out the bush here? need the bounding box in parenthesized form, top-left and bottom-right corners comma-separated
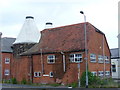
(21, 78, 27, 84)
(80, 71, 100, 87)
(6, 79, 11, 84)
(2, 79, 11, 84)
(80, 72, 118, 88)
(68, 82, 78, 88)
(11, 78, 17, 84)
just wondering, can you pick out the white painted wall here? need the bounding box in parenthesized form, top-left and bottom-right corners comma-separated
(118, 34, 120, 79)
(111, 59, 118, 78)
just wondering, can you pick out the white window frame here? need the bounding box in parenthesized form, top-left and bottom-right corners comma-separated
(98, 55, 104, 63)
(4, 69, 10, 76)
(104, 56, 109, 63)
(34, 72, 41, 77)
(47, 55, 55, 64)
(98, 71, 104, 77)
(5, 58, 10, 64)
(90, 54, 96, 62)
(105, 71, 110, 76)
(69, 54, 82, 63)
(50, 72, 54, 77)
(91, 71, 97, 76)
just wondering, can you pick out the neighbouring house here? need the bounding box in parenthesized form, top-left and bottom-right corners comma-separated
(1, 37, 16, 80)
(110, 25, 120, 80)
(10, 21, 111, 85)
(110, 48, 119, 79)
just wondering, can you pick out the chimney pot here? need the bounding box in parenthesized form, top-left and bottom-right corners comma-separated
(26, 16, 34, 19)
(45, 22, 53, 29)
(46, 22, 52, 25)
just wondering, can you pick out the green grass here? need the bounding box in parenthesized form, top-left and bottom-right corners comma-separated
(47, 83, 60, 87)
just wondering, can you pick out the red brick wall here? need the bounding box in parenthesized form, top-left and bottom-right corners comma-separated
(2, 52, 13, 80)
(32, 54, 63, 84)
(62, 52, 86, 85)
(87, 24, 111, 74)
(11, 56, 30, 82)
(32, 52, 86, 84)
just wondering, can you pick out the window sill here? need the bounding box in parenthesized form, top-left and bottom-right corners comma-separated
(70, 61, 83, 63)
(5, 75, 9, 76)
(98, 62, 104, 64)
(34, 76, 41, 78)
(90, 61, 97, 63)
(47, 63, 55, 64)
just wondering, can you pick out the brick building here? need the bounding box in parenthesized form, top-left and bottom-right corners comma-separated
(1, 37, 15, 80)
(10, 22, 111, 84)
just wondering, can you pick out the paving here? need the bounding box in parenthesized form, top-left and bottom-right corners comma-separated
(1, 84, 120, 90)
(1, 83, 68, 88)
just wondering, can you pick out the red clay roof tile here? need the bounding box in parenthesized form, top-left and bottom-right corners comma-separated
(22, 22, 104, 55)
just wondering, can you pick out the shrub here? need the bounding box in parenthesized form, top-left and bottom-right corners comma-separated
(80, 71, 100, 87)
(11, 78, 17, 84)
(2, 79, 12, 84)
(6, 79, 11, 84)
(21, 78, 27, 84)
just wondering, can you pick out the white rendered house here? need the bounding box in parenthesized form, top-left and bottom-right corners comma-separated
(111, 48, 119, 79)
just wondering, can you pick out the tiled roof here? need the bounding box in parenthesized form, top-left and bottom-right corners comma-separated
(1, 37, 16, 53)
(22, 22, 104, 55)
(110, 48, 119, 59)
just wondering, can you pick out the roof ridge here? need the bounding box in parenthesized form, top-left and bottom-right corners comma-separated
(43, 22, 89, 31)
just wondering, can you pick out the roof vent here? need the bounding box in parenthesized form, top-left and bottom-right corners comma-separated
(45, 22, 53, 29)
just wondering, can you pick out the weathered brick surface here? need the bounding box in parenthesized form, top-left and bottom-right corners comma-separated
(32, 52, 86, 84)
(11, 56, 30, 82)
(2, 53, 13, 80)
(87, 24, 111, 73)
(7, 22, 111, 85)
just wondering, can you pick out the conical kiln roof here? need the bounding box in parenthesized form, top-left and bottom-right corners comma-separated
(14, 16, 40, 44)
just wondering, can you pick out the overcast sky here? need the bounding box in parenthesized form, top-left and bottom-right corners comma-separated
(0, 0, 119, 49)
